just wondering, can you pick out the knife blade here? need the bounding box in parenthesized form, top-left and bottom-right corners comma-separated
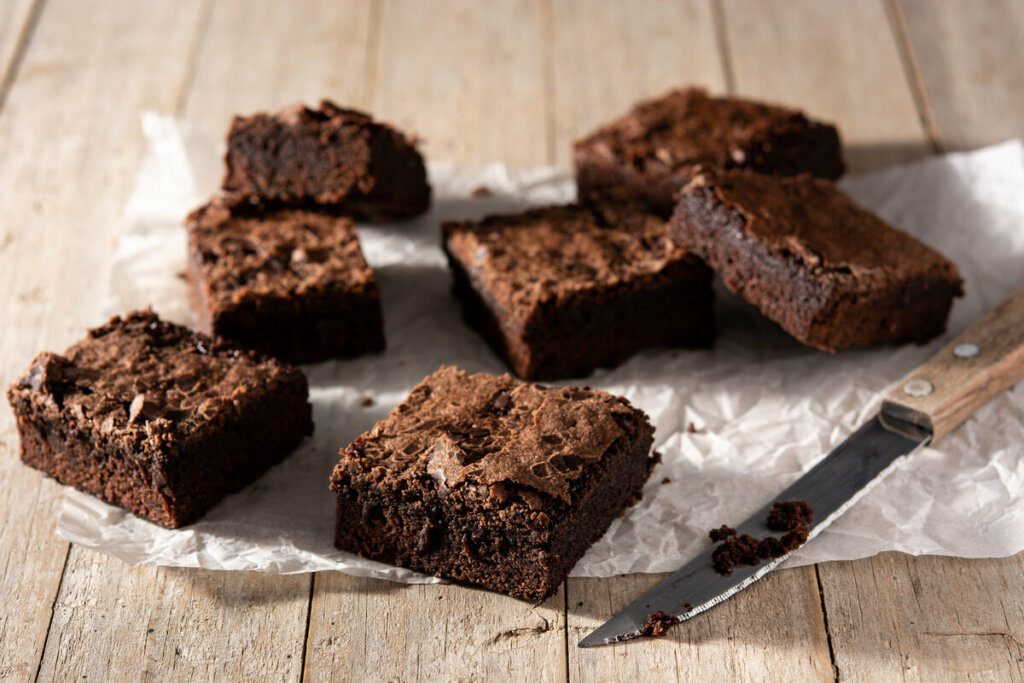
(580, 284, 1024, 648)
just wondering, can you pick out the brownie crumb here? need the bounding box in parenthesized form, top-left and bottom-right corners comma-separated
(470, 185, 493, 197)
(359, 396, 375, 407)
(687, 422, 702, 433)
(640, 610, 680, 638)
(661, 476, 671, 484)
(710, 500, 814, 575)
(684, 602, 693, 611)
(767, 500, 813, 532)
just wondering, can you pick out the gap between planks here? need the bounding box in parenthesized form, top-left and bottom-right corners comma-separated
(882, 0, 942, 153)
(0, 0, 46, 114)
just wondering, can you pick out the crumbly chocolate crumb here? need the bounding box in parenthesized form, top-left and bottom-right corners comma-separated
(767, 499, 813, 531)
(661, 476, 671, 484)
(470, 185, 492, 197)
(359, 396, 375, 407)
(640, 610, 680, 638)
(687, 422, 702, 433)
(710, 500, 814, 575)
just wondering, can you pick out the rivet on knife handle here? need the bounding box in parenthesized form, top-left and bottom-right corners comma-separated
(882, 285, 1024, 444)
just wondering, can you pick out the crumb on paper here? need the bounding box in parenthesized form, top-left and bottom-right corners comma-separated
(661, 477, 671, 485)
(359, 396, 374, 408)
(687, 422, 703, 434)
(470, 185, 493, 197)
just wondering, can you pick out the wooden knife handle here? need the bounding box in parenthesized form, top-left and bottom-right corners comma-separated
(881, 285, 1024, 444)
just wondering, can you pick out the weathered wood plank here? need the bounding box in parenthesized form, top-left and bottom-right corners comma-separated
(554, 1, 832, 678)
(809, 3, 1024, 680)
(0, 1, 208, 679)
(723, 0, 929, 173)
(30, 1, 393, 681)
(183, 0, 375, 127)
(371, 0, 549, 166)
(818, 552, 1024, 680)
(568, 570, 834, 681)
(0, 1, 302, 681)
(307, 573, 567, 681)
(549, 0, 727, 167)
(897, 0, 1024, 152)
(304, 2, 568, 680)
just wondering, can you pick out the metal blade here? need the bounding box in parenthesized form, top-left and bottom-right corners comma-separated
(578, 415, 928, 648)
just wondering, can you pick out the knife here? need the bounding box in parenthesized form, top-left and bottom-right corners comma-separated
(580, 285, 1024, 648)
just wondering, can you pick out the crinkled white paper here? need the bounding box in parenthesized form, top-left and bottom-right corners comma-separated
(57, 114, 1024, 580)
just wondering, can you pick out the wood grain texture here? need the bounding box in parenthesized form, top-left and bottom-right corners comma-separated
(568, 570, 834, 681)
(818, 552, 1024, 680)
(883, 285, 1024, 442)
(549, 0, 727, 167)
(183, 0, 375, 129)
(37, 567, 309, 681)
(898, 0, 1024, 152)
(372, 0, 549, 166)
(0, 0, 207, 679)
(722, 0, 930, 173)
(306, 574, 566, 681)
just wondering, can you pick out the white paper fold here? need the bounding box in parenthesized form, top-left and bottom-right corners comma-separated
(57, 115, 1024, 580)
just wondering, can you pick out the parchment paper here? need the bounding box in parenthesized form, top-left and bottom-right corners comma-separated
(56, 114, 1024, 579)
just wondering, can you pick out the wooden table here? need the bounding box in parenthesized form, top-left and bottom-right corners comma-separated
(2, 1, 1022, 680)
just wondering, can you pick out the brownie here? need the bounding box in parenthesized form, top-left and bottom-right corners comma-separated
(6, 310, 313, 528)
(330, 366, 658, 600)
(222, 100, 430, 221)
(186, 197, 385, 364)
(442, 203, 714, 381)
(574, 87, 845, 216)
(671, 170, 964, 351)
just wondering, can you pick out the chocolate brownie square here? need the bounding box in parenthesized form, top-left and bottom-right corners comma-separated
(187, 197, 385, 364)
(223, 100, 430, 221)
(442, 203, 714, 381)
(6, 310, 313, 528)
(670, 170, 964, 350)
(330, 366, 658, 600)
(574, 87, 845, 216)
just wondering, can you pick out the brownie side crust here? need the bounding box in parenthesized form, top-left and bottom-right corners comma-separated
(330, 366, 658, 600)
(6, 310, 314, 528)
(670, 170, 964, 350)
(574, 87, 845, 216)
(442, 204, 714, 380)
(187, 197, 385, 364)
(222, 100, 430, 221)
